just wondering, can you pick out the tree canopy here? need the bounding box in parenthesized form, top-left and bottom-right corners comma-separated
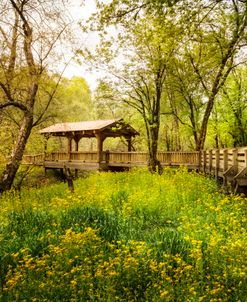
(81, 0, 247, 167)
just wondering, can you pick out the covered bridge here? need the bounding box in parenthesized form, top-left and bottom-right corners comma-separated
(39, 118, 139, 170)
(21, 118, 247, 193)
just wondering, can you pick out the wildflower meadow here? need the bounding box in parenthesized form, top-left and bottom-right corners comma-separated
(0, 168, 246, 301)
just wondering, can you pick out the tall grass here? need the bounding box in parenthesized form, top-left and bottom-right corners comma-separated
(0, 168, 246, 301)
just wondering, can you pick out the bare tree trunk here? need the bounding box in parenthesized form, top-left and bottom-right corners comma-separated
(148, 125, 163, 174)
(0, 112, 33, 192)
(0, 2, 38, 192)
(64, 168, 74, 193)
(195, 18, 247, 150)
(196, 94, 216, 150)
(147, 98, 163, 173)
(148, 70, 165, 173)
(0, 1, 70, 192)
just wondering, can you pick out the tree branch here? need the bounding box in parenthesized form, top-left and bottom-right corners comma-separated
(0, 101, 28, 112)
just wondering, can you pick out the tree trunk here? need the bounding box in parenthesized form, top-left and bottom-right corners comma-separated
(147, 73, 164, 174)
(64, 168, 74, 193)
(0, 112, 33, 192)
(0, 1, 68, 192)
(147, 122, 163, 174)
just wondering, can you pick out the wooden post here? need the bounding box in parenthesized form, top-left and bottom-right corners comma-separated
(43, 134, 50, 161)
(44, 135, 48, 159)
(126, 137, 132, 152)
(74, 136, 80, 178)
(245, 148, 247, 168)
(203, 150, 207, 173)
(223, 149, 229, 172)
(198, 150, 202, 171)
(223, 149, 228, 189)
(232, 148, 238, 170)
(105, 150, 110, 166)
(232, 148, 238, 193)
(209, 149, 213, 173)
(126, 136, 132, 163)
(67, 136, 72, 161)
(215, 149, 220, 180)
(95, 133, 106, 168)
(43, 135, 49, 175)
(60, 168, 65, 182)
(74, 137, 80, 152)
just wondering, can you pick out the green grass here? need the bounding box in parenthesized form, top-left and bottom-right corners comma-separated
(0, 168, 246, 301)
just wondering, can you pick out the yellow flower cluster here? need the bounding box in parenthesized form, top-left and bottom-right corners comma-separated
(0, 168, 246, 301)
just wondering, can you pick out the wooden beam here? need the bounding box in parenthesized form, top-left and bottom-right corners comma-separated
(245, 148, 247, 168)
(44, 134, 49, 162)
(232, 148, 238, 169)
(209, 149, 213, 173)
(74, 136, 80, 152)
(95, 133, 106, 164)
(223, 149, 229, 187)
(215, 149, 220, 180)
(74, 136, 80, 177)
(68, 137, 72, 161)
(125, 136, 132, 152)
(223, 149, 228, 172)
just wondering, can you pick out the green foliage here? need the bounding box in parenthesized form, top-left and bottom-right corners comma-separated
(84, 0, 247, 151)
(0, 169, 246, 301)
(55, 76, 93, 122)
(215, 69, 247, 147)
(0, 75, 93, 157)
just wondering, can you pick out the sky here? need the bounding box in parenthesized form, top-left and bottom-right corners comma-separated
(62, 0, 103, 91)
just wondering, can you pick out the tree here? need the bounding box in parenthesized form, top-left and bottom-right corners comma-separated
(165, 58, 204, 150)
(93, 0, 180, 27)
(86, 0, 247, 161)
(220, 68, 247, 147)
(156, 0, 247, 150)
(0, 0, 71, 192)
(181, 0, 247, 150)
(55, 76, 93, 122)
(84, 2, 181, 172)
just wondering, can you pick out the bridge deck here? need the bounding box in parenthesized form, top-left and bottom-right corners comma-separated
(41, 160, 199, 171)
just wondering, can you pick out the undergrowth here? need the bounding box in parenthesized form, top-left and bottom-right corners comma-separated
(0, 168, 246, 301)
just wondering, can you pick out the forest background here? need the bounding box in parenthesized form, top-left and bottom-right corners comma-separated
(0, 0, 247, 189)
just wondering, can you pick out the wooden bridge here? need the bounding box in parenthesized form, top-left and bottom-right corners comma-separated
(16, 119, 247, 192)
(22, 147, 247, 192)
(22, 150, 200, 170)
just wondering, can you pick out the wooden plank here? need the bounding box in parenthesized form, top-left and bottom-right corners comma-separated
(232, 148, 238, 170)
(215, 149, 220, 179)
(209, 150, 213, 173)
(219, 149, 224, 171)
(202, 150, 206, 173)
(245, 149, 247, 168)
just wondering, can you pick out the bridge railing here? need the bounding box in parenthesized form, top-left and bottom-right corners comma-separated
(201, 148, 247, 174)
(108, 151, 200, 165)
(108, 152, 148, 164)
(22, 154, 44, 165)
(157, 151, 200, 165)
(22, 151, 200, 166)
(70, 151, 98, 162)
(45, 152, 68, 161)
(20, 148, 247, 191)
(22, 148, 247, 174)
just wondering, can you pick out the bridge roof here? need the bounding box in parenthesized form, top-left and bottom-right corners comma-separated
(39, 118, 139, 138)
